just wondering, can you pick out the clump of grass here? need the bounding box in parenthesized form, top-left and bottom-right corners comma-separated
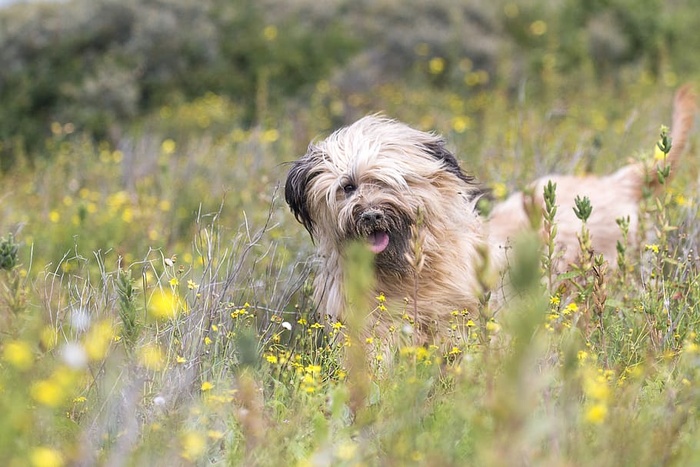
(541, 179, 559, 292)
(0, 233, 28, 320)
(0, 233, 19, 271)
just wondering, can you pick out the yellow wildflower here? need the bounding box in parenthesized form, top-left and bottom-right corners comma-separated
(2, 340, 34, 371)
(30, 447, 64, 467)
(263, 25, 278, 41)
(336, 442, 358, 461)
(207, 430, 224, 440)
(139, 344, 165, 371)
(83, 321, 114, 361)
(181, 431, 206, 461)
(584, 375, 610, 402)
(31, 379, 65, 407)
(428, 57, 445, 74)
(529, 20, 547, 36)
(585, 403, 608, 424)
(149, 289, 187, 321)
(161, 139, 176, 155)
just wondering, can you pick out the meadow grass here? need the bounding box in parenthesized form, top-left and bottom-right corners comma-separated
(1, 76, 700, 466)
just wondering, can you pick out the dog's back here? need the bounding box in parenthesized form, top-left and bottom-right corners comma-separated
(488, 85, 697, 272)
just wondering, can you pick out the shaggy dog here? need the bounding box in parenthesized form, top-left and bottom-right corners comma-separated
(285, 85, 696, 347)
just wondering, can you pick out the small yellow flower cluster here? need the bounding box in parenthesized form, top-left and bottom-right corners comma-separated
(264, 347, 304, 370)
(149, 289, 188, 321)
(180, 431, 206, 461)
(645, 244, 660, 254)
(399, 345, 436, 365)
(265, 354, 278, 364)
(451, 115, 472, 134)
(30, 447, 64, 467)
(300, 364, 323, 394)
(562, 302, 578, 315)
(485, 319, 501, 334)
(546, 300, 579, 333)
(331, 321, 345, 336)
(2, 339, 34, 371)
(618, 364, 644, 387)
(204, 389, 237, 406)
(105, 190, 136, 224)
(581, 366, 612, 425)
(84, 320, 116, 361)
(230, 302, 251, 319)
(31, 366, 80, 408)
(428, 57, 445, 75)
(683, 332, 699, 355)
(335, 441, 358, 461)
(446, 309, 480, 347)
(138, 344, 165, 371)
(465, 70, 489, 87)
(375, 293, 387, 312)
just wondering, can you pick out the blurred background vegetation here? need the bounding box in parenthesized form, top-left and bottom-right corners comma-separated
(2, 0, 699, 171)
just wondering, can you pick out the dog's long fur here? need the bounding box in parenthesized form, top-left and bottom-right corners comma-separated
(285, 85, 696, 346)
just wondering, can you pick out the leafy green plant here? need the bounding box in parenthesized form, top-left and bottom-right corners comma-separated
(0, 234, 18, 271)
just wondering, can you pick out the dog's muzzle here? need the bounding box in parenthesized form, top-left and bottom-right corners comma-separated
(357, 209, 390, 254)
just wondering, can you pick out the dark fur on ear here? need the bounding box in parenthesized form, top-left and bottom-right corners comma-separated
(423, 140, 485, 199)
(285, 148, 318, 240)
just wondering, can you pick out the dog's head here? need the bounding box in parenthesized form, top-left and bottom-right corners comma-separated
(285, 116, 481, 274)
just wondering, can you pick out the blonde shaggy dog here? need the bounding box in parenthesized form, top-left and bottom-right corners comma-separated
(285, 85, 696, 346)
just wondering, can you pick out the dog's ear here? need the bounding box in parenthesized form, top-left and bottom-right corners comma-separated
(423, 140, 478, 187)
(285, 151, 317, 240)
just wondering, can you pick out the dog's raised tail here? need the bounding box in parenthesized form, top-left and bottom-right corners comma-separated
(648, 83, 697, 188)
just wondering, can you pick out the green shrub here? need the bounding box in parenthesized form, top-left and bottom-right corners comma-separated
(0, 0, 358, 171)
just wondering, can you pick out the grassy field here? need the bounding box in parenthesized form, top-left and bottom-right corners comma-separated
(2, 18, 700, 467)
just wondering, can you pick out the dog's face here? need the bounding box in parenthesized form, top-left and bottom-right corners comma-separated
(285, 116, 481, 276)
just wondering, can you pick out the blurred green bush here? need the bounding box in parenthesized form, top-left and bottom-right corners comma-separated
(0, 0, 357, 171)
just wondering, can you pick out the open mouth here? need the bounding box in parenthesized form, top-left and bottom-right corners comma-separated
(367, 230, 390, 254)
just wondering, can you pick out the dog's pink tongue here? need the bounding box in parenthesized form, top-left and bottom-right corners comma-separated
(367, 231, 390, 254)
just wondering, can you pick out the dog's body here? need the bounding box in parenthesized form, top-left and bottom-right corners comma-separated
(489, 85, 696, 272)
(285, 86, 696, 347)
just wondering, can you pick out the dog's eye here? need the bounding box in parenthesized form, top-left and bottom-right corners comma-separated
(342, 183, 357, 195)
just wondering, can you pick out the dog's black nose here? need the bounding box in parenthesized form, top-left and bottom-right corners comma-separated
(361, 210, 384, 223)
